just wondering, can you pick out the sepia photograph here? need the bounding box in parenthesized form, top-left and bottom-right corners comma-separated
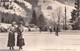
(0, 0, 80, 51)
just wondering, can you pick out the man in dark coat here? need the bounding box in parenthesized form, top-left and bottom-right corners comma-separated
(55, 26, 59, 36)
(55, 24, 59, 36)
(7, 22, 16, 50)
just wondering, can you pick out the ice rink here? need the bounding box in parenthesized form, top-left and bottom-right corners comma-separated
(0, 32, 80, 51)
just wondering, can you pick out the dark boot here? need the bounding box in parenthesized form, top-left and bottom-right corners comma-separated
(12, 47, 14, 50)
(19, 46, 22, 49)
(9, 47, 11, 50)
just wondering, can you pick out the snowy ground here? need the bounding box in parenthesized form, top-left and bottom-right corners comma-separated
(0, 32, 80, 51)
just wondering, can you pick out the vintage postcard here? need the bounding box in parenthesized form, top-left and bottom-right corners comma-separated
(0, 0, 80, 51)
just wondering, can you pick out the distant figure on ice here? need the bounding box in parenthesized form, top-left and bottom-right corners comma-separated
(55, 25, 59, 36)
(7, 21, 17, 50)
(49, 26, 53, 33)
(16, 21, 25, 49)
(39, 26, 42, 32)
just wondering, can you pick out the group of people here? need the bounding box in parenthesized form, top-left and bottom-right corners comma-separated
(7, 21, 60, 50)
(48, 26, 59, 36)
(7, 21, 25, 50)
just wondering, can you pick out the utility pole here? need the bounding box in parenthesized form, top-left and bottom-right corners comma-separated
(64, 0, 68, 30)
(64, 4, 67, 30)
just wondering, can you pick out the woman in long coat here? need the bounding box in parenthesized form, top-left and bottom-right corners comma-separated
(16, 22, 25, 49)
(7, 22, 16, 50)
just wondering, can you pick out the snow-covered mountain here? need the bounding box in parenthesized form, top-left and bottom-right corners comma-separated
(0, 0, 75, 25)
(35, 0, 75, 25)
(57, 0, 75, 6)
(0, 0, 32, 16)
(0, 0, 32, 24)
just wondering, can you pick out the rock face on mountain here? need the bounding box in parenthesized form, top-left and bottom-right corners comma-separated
(34, 0, 75, 26)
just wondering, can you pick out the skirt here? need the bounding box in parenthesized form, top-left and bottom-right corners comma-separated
(7, 32, 15, 47)
(17, 34, 25, 47)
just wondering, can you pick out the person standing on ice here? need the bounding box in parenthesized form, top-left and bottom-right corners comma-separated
(7, 21, 17, 50)
(16, 21, 25, 50)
